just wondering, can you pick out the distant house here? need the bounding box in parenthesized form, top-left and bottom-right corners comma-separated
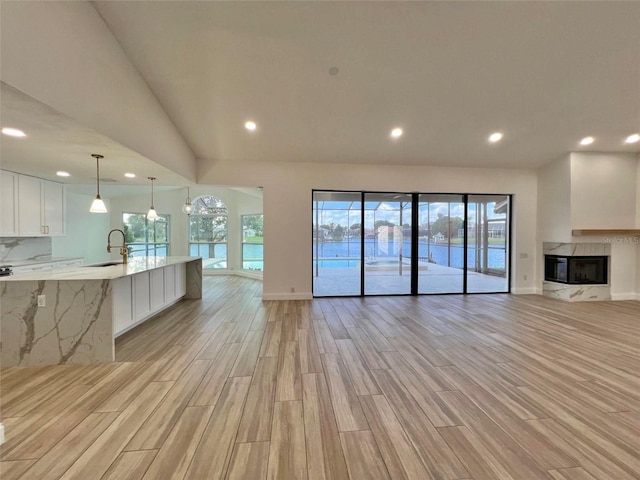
(461, 221, 506, 239)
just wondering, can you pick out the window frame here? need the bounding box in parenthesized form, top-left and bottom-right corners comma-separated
(122, 212, 170, 258)
(188, 195, 229, 269)
(241, 213, 264, 271)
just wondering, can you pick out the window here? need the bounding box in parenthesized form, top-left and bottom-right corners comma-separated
(242, 214, 263, 271)
(123, 213, 170, 257)
(189, 195, 228, 269)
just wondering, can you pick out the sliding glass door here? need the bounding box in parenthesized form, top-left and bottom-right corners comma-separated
(312, 192, 362, 296)
(467, 195, 510, 292)
(312, 191, 510, 297)
(417, 195, 465, 294)
(363, 193, 412, 295)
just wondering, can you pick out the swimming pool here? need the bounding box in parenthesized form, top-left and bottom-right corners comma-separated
(313, 259, 360, 268)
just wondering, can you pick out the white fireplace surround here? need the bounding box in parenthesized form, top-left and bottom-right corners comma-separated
(542, 242, 611, 301)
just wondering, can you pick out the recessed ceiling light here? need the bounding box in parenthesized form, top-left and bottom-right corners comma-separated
(245, 121, 257, 131)
(56, 171, 70, 177)
(488, 132, 503, 143)
(124, 172, 136, 178)
(390, 127, 403, 138)
(624, 133, 640, 144)
(2, 127, 26, 137)
(579, 136, 594, 146)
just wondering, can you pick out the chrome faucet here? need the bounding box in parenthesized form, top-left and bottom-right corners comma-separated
(107, 229, 128, 264)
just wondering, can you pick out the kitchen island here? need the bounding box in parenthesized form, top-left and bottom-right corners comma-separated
(0, 256, 202, 368)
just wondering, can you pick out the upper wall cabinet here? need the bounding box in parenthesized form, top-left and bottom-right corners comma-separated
(42, 180, 65, 235)
(0, 171, 19, 236)
(0, 170, 66, 237)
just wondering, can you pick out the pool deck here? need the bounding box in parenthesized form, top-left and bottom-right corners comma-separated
(313, 262, 508, 295)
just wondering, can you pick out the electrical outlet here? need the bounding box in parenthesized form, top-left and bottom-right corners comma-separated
(290, 287, 295, 293)
(524, 274, 528, 281)
(37, 295, 46, 307)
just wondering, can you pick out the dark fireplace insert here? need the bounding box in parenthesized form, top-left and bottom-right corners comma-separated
(544, 255, 608, 285)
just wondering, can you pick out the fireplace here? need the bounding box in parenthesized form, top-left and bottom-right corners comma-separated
(544, 255, 608, 285)
(542, 243, 611, 302)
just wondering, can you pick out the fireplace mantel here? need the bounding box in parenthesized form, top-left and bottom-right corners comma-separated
(572, 229, 640, 236)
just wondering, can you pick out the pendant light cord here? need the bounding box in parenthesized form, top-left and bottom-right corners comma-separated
(148, 177, 156, 208)
(91, 154, 104, 198)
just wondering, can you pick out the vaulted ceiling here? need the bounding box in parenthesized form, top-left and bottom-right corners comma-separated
(93, 1, 640, 168)
(1, 1, 639, 189)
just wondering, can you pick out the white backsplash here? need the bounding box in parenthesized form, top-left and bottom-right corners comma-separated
(0, 237, 52, 264)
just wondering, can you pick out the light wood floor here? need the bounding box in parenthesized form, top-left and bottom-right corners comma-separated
(1, 276, 639, 480)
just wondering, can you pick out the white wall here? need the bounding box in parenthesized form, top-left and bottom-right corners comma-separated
(198, 160, 538, 299)
(1, 1, 196, 181)
(570, 153, 638, 229)
(537, 155, 572, 243)
(52, 192, 111, 265)
(636, 156, 640, 296)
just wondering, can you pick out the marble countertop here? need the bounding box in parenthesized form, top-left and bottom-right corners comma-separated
(0, 256, 84, 267)
(1, 256, 201, 281)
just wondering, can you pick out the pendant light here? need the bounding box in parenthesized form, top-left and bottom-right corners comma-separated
(182, 187, 193, 215)
(146, 177, 159, 220)
(89, 154, 108, 213)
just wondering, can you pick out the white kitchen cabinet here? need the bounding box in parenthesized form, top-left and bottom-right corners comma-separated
(164, 265, 176, 302)
(17, 175, 43, 235)
(133, 271, 151, 321)
(149, 268, 165, 311)
(112, 277, 133, 334)
(0, 171, 18, 236)
(13, 172, 65, 236)
(113, 265, 190, 337)
(43, 181, 65, 235)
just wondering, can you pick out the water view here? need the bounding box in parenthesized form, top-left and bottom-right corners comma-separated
(313, 239, 506, 270)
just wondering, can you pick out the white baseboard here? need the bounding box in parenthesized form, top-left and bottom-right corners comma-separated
(512, 287, 538, 295)
(0, 423, 4, 446)
(234, 270, 263, 280)
(611, 292, 640, 301)
(263, 292, 313, 301)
